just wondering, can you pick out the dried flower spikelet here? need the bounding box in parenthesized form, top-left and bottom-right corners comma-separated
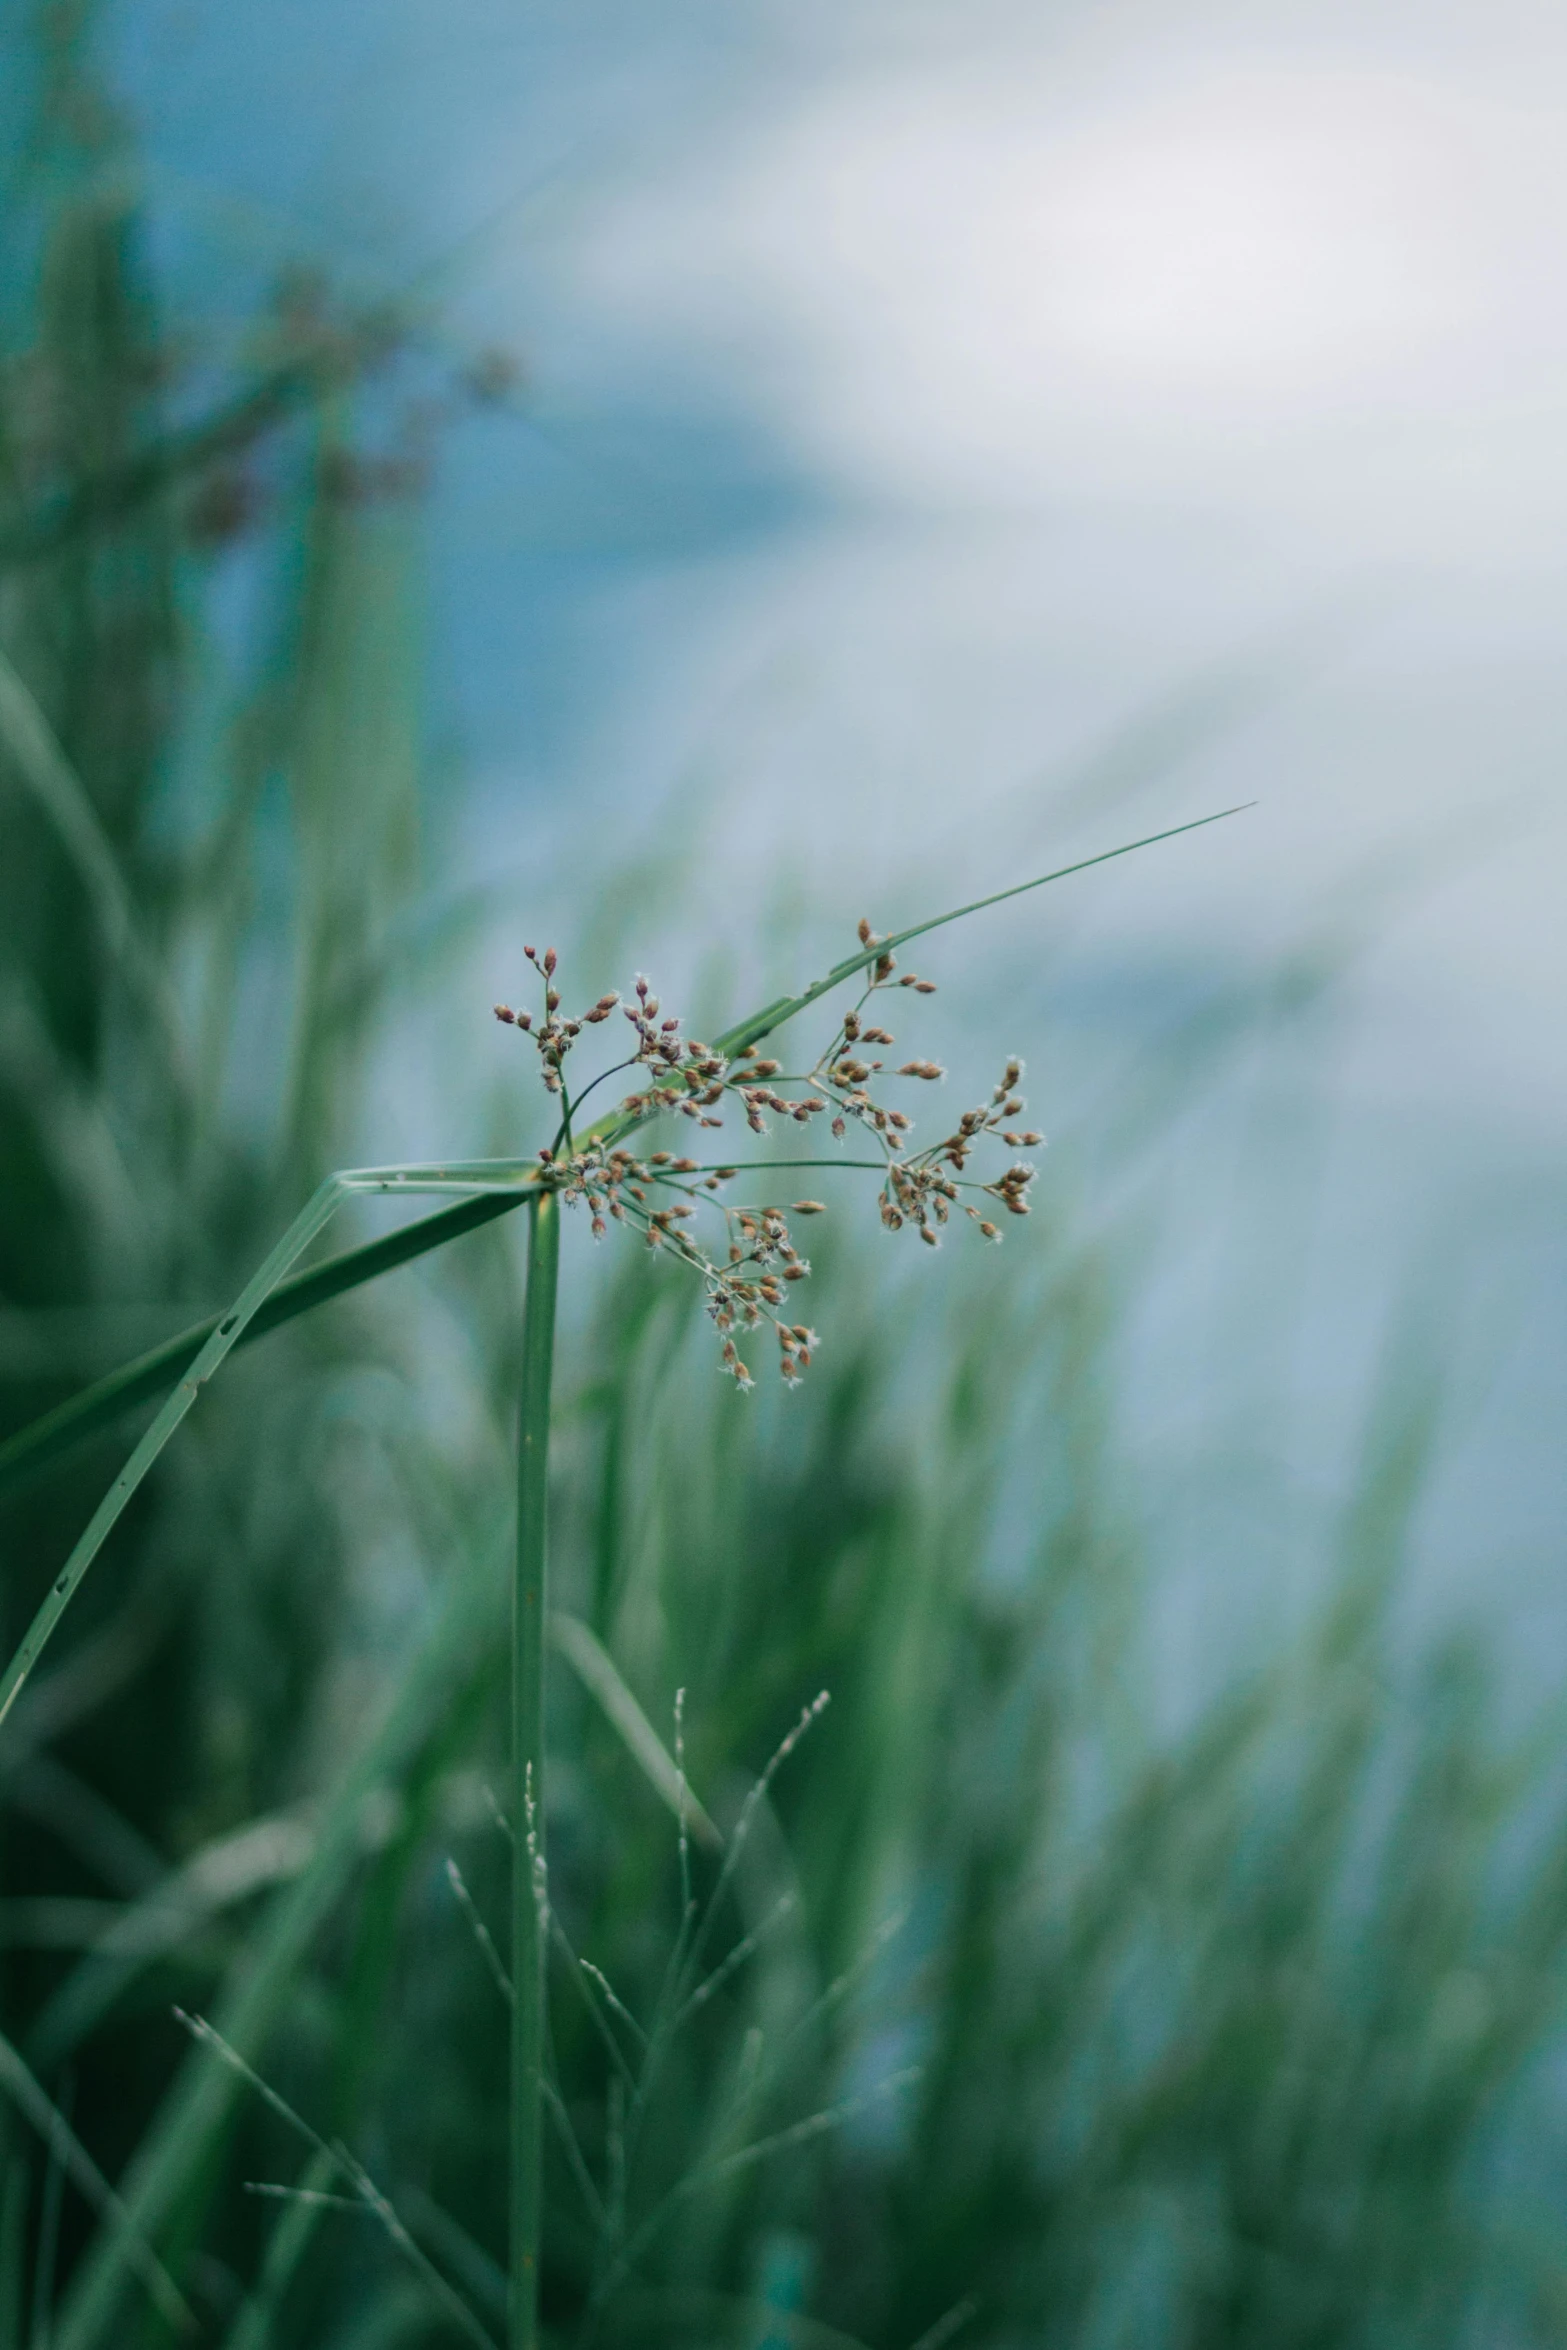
(489, 899, 1040, 1400)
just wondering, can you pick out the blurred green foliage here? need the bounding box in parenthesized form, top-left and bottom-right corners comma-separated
(3, 11, 1567, 2348)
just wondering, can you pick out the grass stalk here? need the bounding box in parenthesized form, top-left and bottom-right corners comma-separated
(513, 1191, 560, 2349)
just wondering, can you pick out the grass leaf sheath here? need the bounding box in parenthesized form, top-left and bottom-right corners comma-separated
(513, 1190, 560, 2350)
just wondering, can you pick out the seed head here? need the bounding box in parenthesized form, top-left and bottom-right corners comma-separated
(493, 915, 1039, 1392)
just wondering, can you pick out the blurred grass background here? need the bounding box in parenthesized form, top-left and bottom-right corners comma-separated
(2, 5, 1566, 2346)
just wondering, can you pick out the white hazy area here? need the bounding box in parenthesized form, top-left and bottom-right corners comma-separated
(507, 4, 1567, 1148)
(575, 44, 1567, 542)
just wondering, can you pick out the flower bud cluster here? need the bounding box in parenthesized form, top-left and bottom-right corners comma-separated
(876, 1051, 1041, 1244)
(493, 921, 1043, 1387)
(614, 978, 732, 1127)
(725, 1043, 831, 1138)
(494, 944, 618, 1098)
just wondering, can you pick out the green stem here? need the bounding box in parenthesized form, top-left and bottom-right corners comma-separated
(513, 1190, 560, 2350)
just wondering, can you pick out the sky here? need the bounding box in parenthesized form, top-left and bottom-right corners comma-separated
(106, 0, 1567, 1681)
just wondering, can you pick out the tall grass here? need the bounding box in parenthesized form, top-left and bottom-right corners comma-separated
(3, 12, 1567, 2349)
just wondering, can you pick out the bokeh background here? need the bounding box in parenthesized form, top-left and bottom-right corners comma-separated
(2, 0, 1565, 2342)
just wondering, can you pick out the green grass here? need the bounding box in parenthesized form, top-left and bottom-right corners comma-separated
(4, 12, 1567, 2349)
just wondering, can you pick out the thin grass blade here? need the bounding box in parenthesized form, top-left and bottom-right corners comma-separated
(218, 2150, 337, 2350)
(0, 650, 188, 1075)
(52, 1533, 505, 2350)
(0, 1193, 522, 1499)
(0, 2030, 193, 2333)
(551, 1613, 721, 1851)
(0, 1163, 540, 1722)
